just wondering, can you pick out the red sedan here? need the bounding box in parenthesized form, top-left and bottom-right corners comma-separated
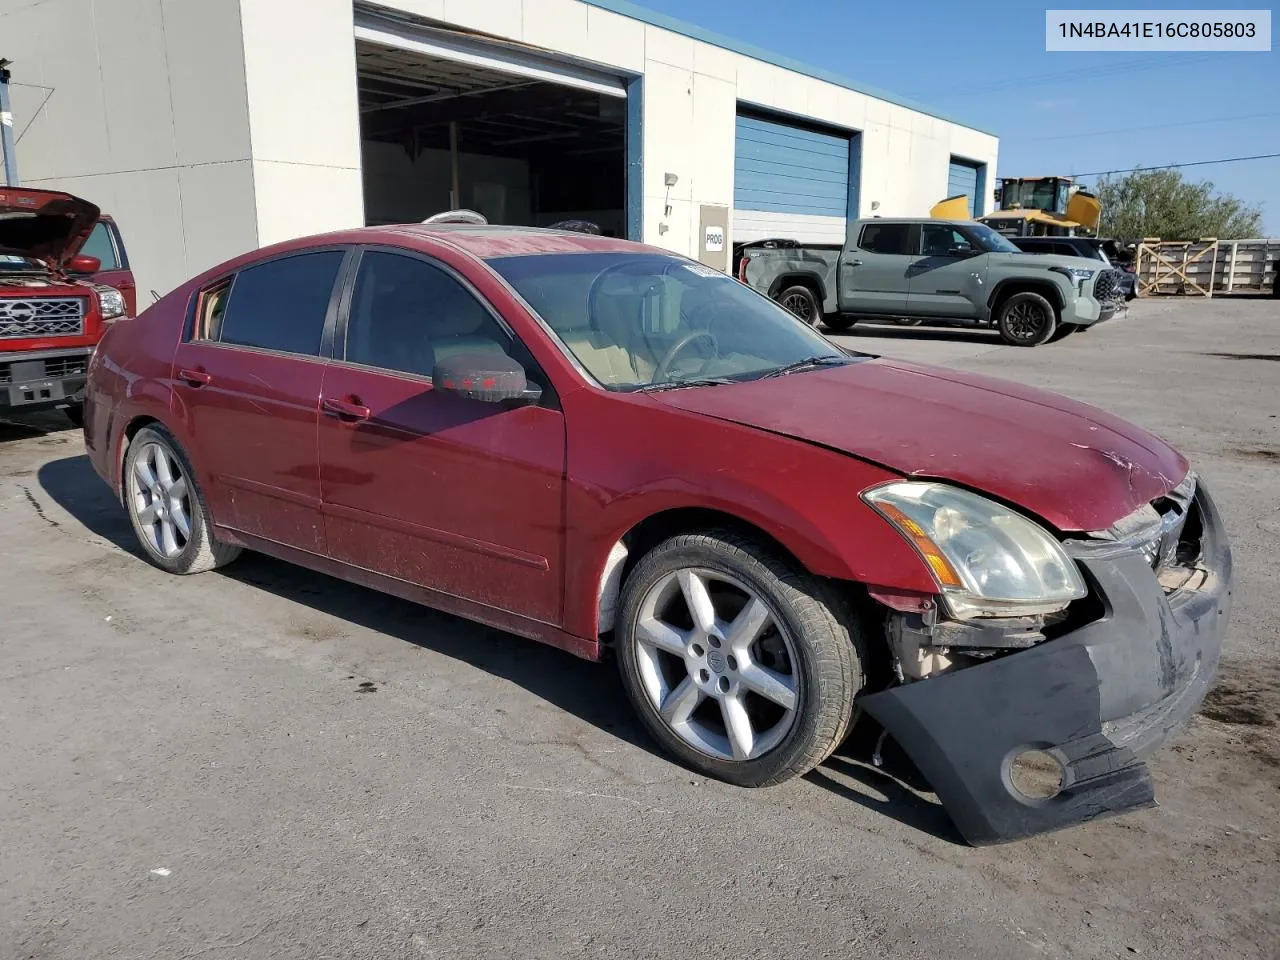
(84, 224, 1232, 844)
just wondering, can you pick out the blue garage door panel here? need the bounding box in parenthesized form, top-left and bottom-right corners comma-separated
(948, 160, 980, 216)
(734, 114, 850, 216)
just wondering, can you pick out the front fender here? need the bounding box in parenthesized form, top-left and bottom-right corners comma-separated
(560, 390, 938, 641)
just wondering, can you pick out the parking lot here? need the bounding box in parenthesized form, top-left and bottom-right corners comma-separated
(2, 296, 1277, 960)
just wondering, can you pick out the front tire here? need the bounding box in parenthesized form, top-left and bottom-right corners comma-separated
(615, 530, 865, 787)
(777, 285, 821, 326)
(996, 291, 1058, 347)
(63, 403, 85, 428)
(123, 425, 241, 574)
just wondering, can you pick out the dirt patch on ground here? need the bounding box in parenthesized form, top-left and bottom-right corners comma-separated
(1202, 661, 1280, 727)
(1199, 660, 1280, 777)
(1227, 448, 1280, 464)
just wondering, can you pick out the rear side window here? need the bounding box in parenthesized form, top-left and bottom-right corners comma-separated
(859, 223, 912, 255)
(218, 251, 344, 356)
(80, 222, 120, 269)
(195, 281, 232, 341)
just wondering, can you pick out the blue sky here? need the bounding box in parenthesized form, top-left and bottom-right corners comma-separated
(634, 0, 1280, 233)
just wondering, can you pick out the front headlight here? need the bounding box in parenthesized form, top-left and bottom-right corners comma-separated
(862, 481, 1087, 619)
(93, 284, 126, 321)
(1051, 266, 1096, 282)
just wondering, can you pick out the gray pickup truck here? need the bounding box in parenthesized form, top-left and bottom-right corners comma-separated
(737, 217, 1120, 346)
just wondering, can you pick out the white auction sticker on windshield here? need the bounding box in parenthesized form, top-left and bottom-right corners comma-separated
(680, 263, 728, 279)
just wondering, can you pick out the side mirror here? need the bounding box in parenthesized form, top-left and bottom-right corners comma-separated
(432, 352, 541, 406)
(68, 254, 101, 274)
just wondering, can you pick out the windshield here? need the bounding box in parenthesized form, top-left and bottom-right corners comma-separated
(1001, 179, 1063, 213)
(966, 223, 1021, 254)
(489, 252, 848, 390)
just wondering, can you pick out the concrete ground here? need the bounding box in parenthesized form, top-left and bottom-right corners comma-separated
(2, 297, 1277, 960)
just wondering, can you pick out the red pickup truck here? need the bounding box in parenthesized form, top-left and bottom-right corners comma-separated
(0, 188, 132, 426)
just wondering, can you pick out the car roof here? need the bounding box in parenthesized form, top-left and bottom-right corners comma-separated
(858, 217, 983, 226)
(354, 223, 659, 260)
(179, 223, 678, 294)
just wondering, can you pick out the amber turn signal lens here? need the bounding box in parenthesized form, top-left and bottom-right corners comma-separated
(874, 501, 965, 589)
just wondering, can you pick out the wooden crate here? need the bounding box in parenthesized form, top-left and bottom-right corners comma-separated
(1213, 239, 1279, 294)
(1136, 237, 1279, 296)
(1136, 238, 1219, 297)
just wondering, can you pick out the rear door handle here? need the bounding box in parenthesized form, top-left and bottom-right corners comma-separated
(322, 397, 372, 422)
(177, 368, 212, 387)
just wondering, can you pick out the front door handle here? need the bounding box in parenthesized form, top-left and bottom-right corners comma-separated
(322, 396, 372, 422)
(177, 368, 212, 387)
(845, 259, 863, 267)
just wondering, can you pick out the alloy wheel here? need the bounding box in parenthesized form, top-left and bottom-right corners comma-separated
(780, 292, 814, 323)
(632, 568, 800, 762)
(127, 441, 192, 559)
(1005, 300, 1046, 341)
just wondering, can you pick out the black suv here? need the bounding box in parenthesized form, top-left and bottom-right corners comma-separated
(1012, 236, 1136, 300)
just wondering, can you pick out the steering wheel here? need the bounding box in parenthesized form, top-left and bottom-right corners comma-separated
(654, 329, 719, 383)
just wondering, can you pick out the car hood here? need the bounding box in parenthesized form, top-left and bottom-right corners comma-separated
(653, 358, 1188, 531)
(0, 188, 100, 270)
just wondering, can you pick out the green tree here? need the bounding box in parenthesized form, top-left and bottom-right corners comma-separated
(1092, 169, 1263, 240)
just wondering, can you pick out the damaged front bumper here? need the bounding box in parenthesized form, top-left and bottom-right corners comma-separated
(858, 480, 1232, 845)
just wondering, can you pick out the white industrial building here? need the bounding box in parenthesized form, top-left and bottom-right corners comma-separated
(1, 0, 998, 298)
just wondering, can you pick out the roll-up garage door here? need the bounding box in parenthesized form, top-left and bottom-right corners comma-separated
(733, 112, 851, 244)
(947, 159, 981, 217)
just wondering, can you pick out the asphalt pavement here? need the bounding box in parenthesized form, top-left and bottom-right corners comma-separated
(2, 296, 1277, 960)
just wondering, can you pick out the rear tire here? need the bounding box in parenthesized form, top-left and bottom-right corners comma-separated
(776, 285, 822, 326)
(123, 425, 241, 575)
(62, 403, 84, 429)
(823, 315, 858, 333)
(996, 291, 1058, 347)
(615, 529, 866, 787)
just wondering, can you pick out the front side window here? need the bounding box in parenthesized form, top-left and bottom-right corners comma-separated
(490, 252, 847, 391)
(79, 221, 120, 269)
(921, 225, 973, 257)
(858, 223, 912, 255)
(217, 250, 345, 356)
(344, 251, 512, 379)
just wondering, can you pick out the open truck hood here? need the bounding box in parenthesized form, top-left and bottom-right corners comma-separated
(0, 187, 100, 271)
(654, 357, 1188, 532)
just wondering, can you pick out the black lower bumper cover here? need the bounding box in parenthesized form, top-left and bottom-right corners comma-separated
(0, 349, 90, 412)
(859, 481, 1232, 845)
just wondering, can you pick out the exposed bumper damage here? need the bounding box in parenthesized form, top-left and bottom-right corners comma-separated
(859, 479, 1232, 845)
